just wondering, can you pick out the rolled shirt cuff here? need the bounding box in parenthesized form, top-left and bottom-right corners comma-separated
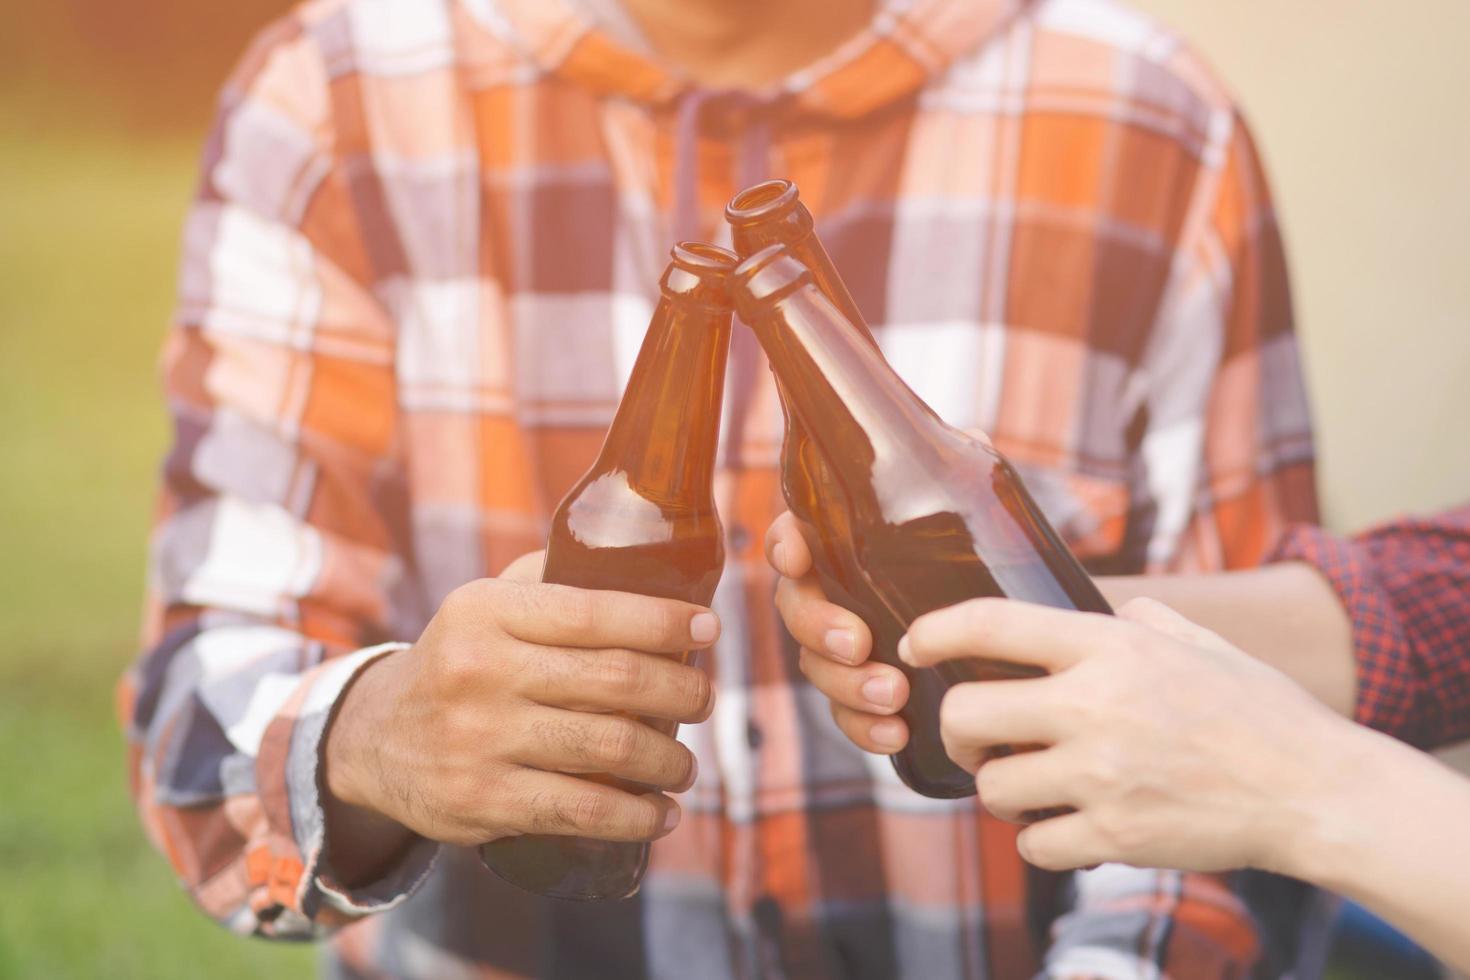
(1271, 525, 1422, 743)
(263, 642, 440, 929)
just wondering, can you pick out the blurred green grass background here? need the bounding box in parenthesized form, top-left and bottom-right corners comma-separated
(0, 110, 313, 978)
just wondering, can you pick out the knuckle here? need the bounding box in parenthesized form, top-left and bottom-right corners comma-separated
(1081, 747, 1126, 796)
(522, 788, 562, 833)
(594, 719, 642, 768)
(569, 789, 613, 831)
(1092, 806, 1145, 852)
(518, 651, 559, 699)
(673, 745, 697, 785)
(433, 647, 484, 692)
(646, 742, 686, 787)
(650, 601, 686, 649)
(595, 650, 645, 697)
(676, 665, 713, 718)
(629, 798, 663, 839)
(529, 714, 579, 760)
(444, 765, 501, 818)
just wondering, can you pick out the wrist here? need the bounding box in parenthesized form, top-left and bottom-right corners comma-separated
(321, 649, 418, 886)
(324, 647, 404, 812)
(1264, 716, 1386, 883)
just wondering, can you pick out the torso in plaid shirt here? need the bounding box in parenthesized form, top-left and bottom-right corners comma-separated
(121, 0, 1318, 976)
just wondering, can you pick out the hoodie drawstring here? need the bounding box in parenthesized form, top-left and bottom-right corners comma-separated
(671, 87, 781, 471)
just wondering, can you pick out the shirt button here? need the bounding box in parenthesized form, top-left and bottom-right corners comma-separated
(752, 896, 783, 934)
(746, 720, 764, 749)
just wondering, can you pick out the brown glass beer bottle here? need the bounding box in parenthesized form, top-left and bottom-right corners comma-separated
(480, 243, 736, 900)
(730, 244, 1111, 707)
(726, 181, 978, 798)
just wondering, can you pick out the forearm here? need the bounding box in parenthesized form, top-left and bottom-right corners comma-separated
(1282, 722, 1470, 973)
(1099, 563, 1356, 717)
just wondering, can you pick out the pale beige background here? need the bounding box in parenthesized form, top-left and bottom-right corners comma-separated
(1131, 0, 1470, 531)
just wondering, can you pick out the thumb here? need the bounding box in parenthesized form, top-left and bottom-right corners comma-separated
(498, 550, 546, 583)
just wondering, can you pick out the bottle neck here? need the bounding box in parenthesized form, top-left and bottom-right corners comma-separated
(728, 199, 877, 346)
(597, 294, 731, 503)
(748, 282, 967, 508)
(786, 233, 875, 346)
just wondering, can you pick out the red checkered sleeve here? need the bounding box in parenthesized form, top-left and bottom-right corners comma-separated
(1274, 505, 1470, 748)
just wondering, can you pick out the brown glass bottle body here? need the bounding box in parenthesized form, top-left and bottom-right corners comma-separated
(731, 248, 1111, 779)
(727, 182, 978, 797)
(480, 244, 735, 899)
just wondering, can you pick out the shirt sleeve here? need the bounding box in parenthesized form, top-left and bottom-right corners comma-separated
(1129, 106, 1319, 575)
(117, 14, 437, 938)
(1046, 101, 1318, 977)
(1274, 506, 1470, 749)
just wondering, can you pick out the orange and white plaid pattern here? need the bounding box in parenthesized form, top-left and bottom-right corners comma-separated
(120, 0, 1316, 975)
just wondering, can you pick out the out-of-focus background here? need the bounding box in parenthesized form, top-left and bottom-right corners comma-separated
(0, 1, 1465, 977)
(1131, 0, 1470, 530)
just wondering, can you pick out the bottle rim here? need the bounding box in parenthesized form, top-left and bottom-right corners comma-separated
(724, 179, 799, 226)
(730, 243, 812, 322)
(671, 241, 740, 276)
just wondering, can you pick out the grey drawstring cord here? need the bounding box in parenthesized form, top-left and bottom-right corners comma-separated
(669, 86, 783, 469)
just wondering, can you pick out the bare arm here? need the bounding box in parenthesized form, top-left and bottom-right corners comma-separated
(1098, 565, 1357, 717)
(1293, 721, 1470, 972)
(902, 597, 1470, 973)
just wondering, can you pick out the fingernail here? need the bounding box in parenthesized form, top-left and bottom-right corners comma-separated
(860, 674, 895, 707)
(824, 629, 856, 663)
(690, 613, 719, 645)
(772, 541, 788, 575)
(662, 805, 682, 834)
(897, 635, 913, 665)
(681, 755, 699, 792)
(871, 719, 906, 749)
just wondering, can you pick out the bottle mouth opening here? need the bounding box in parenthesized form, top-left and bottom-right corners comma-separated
(725, 179, 799, 225)
(732, 243, 789, 282)
(730, 243, 810, 321)
(671, 241, 740, 275)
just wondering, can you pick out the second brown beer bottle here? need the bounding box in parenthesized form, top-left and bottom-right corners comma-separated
(726, 180, 978, 798)
(480, 243, 736, 900)
(730, 245, 1111, 722)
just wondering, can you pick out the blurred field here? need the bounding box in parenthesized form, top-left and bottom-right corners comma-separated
(0, 110, 312, 977)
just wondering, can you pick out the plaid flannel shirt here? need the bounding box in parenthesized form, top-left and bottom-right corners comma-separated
(1276, 506, 1470, 751)
(120, 0, 1318, 975)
